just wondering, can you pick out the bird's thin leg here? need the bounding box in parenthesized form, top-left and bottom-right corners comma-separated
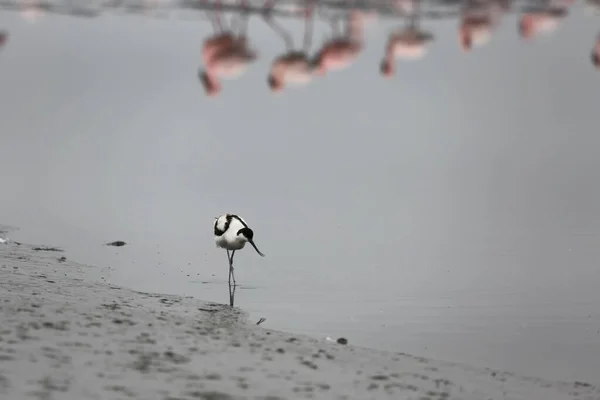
(227, 249, 232, 286)
(408, 0, 421, 30)
(239, 0, 250, 39)
(206, 0, 224, 33)
(231, 0, 249, 38)
(302, 0, 315, 52)
(330, 16, 340, 37)
(262, 0, 294, 51)
(230, 250, 236, 286)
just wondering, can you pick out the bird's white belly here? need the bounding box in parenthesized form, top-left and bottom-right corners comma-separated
(215, 234, 246, 250)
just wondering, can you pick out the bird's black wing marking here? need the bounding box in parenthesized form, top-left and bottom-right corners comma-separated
(230, 214, 249, 229)
(214, 217, 226, 236)
(223, 214, 233, 233)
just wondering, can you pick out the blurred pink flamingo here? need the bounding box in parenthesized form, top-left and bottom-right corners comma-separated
(199, 0, 258, 97)
(381, 0, 434, 78)
(458, 0, 504, 52)
(263, 0, 317, 93)
(518, 6, 568, 41)
(311, 8, 367, 76)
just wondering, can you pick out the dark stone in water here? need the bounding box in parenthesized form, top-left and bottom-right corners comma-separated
(336, 338, 348, 345)
(106, 241, 127, 247)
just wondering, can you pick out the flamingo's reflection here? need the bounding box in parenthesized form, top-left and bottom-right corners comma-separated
(312, 8, 366, 75)
(518, 7, 568, 41)
(199, 0, 257, 97)
(458, 0, 504, 52)
(381, 0, 434, 77)
(185, 0, 598, 93)
(264, 0, 316, 93)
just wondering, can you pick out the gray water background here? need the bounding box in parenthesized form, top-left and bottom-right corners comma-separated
(1, 1, 600, 382)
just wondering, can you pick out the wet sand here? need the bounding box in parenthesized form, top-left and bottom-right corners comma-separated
(0, 242, 598, 400)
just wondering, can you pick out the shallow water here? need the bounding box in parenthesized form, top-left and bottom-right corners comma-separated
(2, 0, 600, 383)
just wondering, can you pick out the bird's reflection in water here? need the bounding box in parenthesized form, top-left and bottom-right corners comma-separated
(1, 0, 599, 87)
(228, 280, 236, 307)
(518, 6, 568, 41)
(194, 0, 600, 96)
(381, 0, 434, 77)
(458, 0, 504, 52)
(265, 0, 316, 93)
(199, 0, 257, 97)
(312, 8, 366, 76)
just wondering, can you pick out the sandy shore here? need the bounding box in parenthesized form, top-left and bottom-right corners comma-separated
(0, 242, 599, 400)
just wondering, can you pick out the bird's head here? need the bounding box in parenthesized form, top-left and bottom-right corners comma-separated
(199, 69, 221, 97)
(267, 74, 284, 93)
(237, 227, 265, 257)
(380, 58, 394, 77)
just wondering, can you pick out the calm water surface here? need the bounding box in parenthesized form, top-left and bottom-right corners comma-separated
(1, 0, 600, 383)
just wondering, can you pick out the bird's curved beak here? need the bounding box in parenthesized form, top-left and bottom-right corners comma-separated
(249, 240, 265, 257)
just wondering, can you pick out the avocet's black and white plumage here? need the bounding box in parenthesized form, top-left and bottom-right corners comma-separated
(214, 213, 265, 285)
